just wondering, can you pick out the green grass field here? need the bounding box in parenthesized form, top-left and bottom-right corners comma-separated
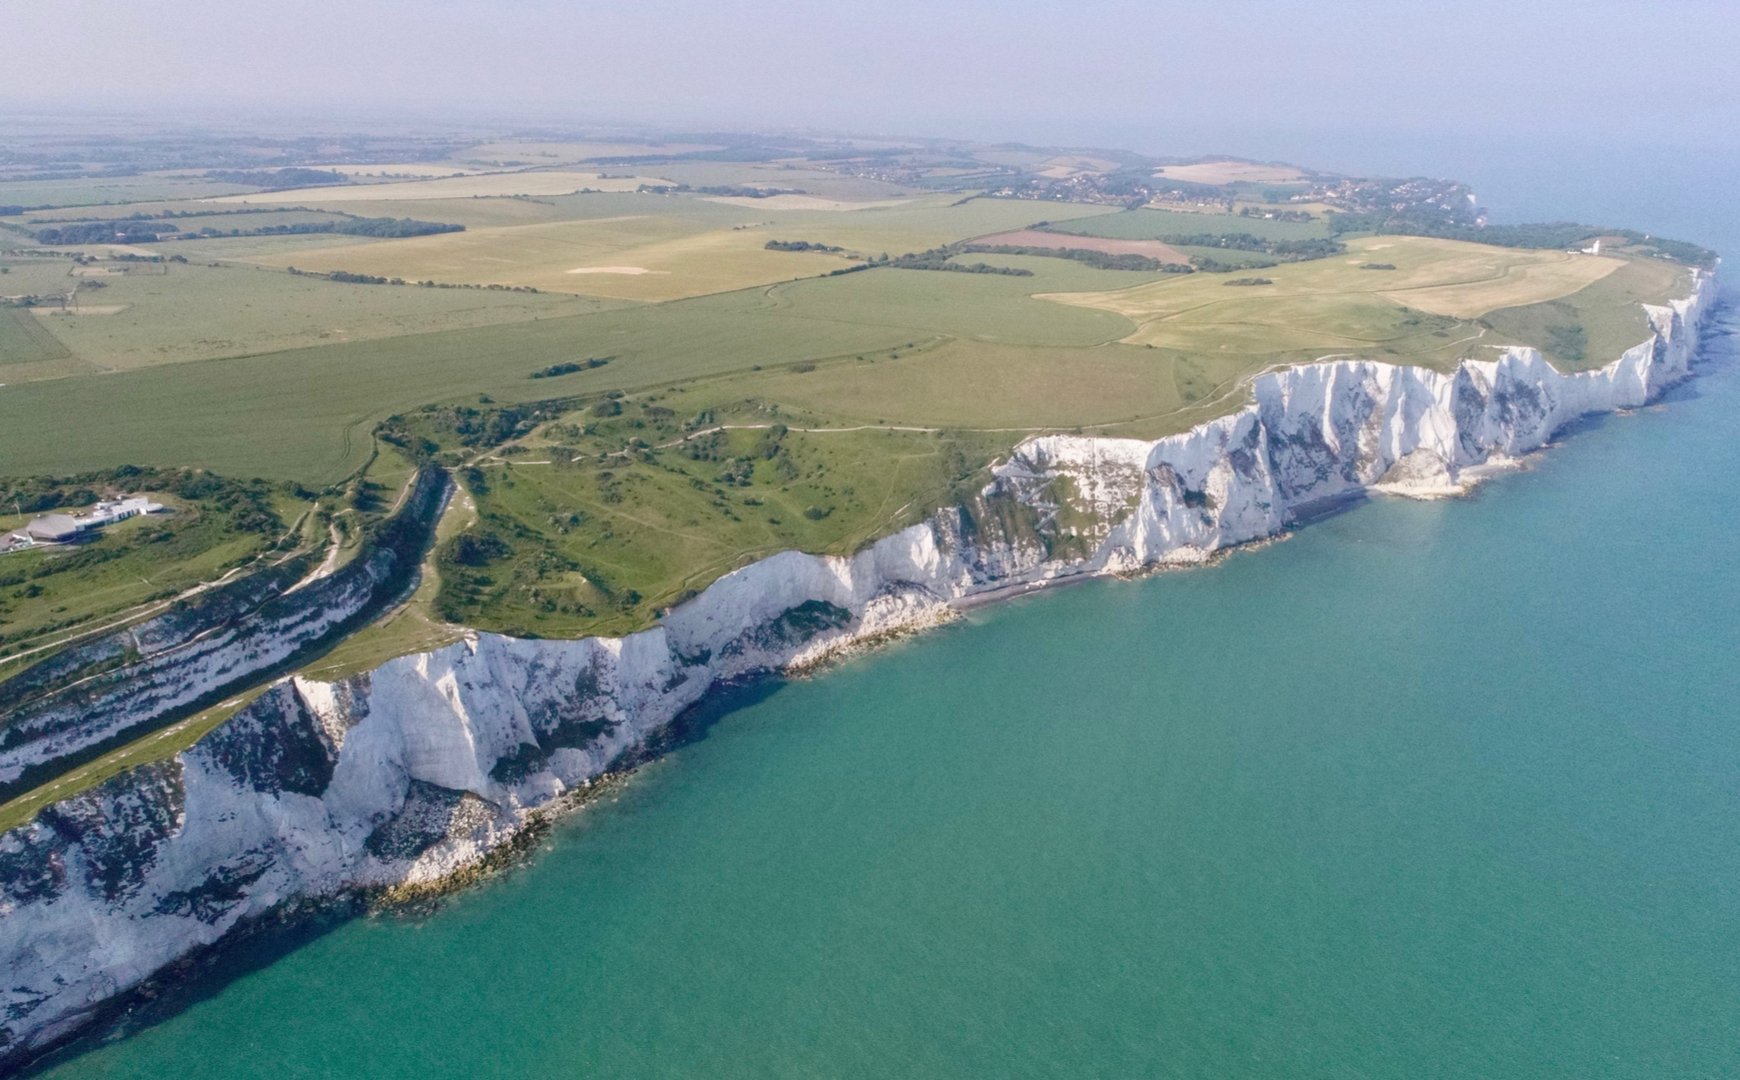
(435, 413, 1010, 638)
(1044, 207, 1333, 242)
(0, 306, 72, 367)
(0, 253, 1155, 482)
(230, 194, 1105, 301)
(0, 490, 311, 664)
(0, 174, 257, 209)
(1041, 236, 1657, 372)
(18, 261, 602, 375)
(1482, 255, 1687, 369)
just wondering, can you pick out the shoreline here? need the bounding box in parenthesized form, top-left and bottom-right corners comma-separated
(0, 268, 1718, 1071)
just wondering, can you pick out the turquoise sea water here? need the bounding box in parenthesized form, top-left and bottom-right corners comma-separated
(32, 309, 1740, 1078)
(27, 149, 1740, 1076)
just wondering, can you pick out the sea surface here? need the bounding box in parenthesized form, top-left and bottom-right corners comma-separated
(28, 148, 1740, 1079)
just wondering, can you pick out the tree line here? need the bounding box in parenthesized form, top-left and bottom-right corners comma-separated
(29, 216, 463, 245)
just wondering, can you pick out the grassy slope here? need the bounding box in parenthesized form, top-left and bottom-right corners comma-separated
(444, 416, 1012, 638)
(0, 490, 316, 667)
(1482, 256, 1687, 369)
(1040, 237, 1664, 372)
(0, 688, 267, 835)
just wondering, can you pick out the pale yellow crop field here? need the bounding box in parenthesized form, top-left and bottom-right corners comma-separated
(312, 162, 485, 178)
(241, 215, 847, 301)
(207, 170, 672, 205)
(1154, 161, 1309, 184)
(1040, 236, 1626, 360)
(458, 140, 722, 163)
(701, 194, 918, 212)
(235, 196, 1104, 301)
(1376, 250, 1621, 317)
(1036, 154, 1121, 178)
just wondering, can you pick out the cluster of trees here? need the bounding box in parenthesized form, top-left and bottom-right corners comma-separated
(886, 247, 1033, 276)
(1189, 255, 1276, 273)
(764, 240, 843, 252)
(1160, 232, 1345, 260)
(1238, 207, 1314, 222)
(214, 216, 462, 239)
(1545, 323, 1588, 364)
(30, 221, 171, 244)
(530, 357, 612, 379)
(30, 215, 461, 246)
(377, 399, 568, 459)
(692, 184, 804, 197)
(0, 465, 283, 535)
(285, 267, 537, 292)
(960, 243, 1188, 273)
(203, 167, 347, 188)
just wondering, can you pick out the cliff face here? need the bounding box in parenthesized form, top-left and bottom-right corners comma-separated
(0, 468, 449, 799)
(0, 271, 1715, 1066)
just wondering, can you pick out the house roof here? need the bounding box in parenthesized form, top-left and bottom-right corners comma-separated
(25, 513, 82, 541)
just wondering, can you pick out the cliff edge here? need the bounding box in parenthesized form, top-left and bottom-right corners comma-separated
(0, 269, 1716, 1068)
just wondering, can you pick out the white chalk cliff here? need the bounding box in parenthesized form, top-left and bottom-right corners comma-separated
(0, 269, 1717, 1065)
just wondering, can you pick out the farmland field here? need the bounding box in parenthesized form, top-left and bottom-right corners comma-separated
(0, 305, 72, 368)
(238, 211, 850, 300)
(229, 195, 1108, 301)
(208, 170, 672, 205)
(1040, 236, 1661, 369)
(457, 139, 724, 164)
(1154, 160, 1309, 184)
(1482, 255, 1688, 367)
(7, 261, 603, 376)
(0, 253, 1149, 482)
(0, 174, 258, 209)
(1046, 207, 1333, 242)
(969, 229, 1187, 263)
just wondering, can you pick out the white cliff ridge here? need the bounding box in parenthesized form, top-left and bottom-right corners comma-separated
(0, 269, 1717, 1065)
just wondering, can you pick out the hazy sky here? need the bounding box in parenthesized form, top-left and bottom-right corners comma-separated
(5, 0, 1737, 157)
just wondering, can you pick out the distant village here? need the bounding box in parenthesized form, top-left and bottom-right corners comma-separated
(1, 496, 165, 555)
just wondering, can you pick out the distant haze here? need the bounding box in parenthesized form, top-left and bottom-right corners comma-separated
(6, 0, 1738, 159)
